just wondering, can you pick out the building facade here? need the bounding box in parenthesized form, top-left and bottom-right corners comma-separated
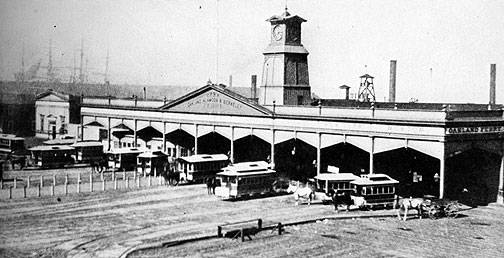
(76, 10, 504, 205)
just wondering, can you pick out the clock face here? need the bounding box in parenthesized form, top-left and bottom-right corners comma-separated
(272, 25, 283, 41)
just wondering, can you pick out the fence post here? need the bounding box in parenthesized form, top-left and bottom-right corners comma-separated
(27, 176, 31, 188)
(51, 184, 54, 196)
(158, 175, 162, 186)
(23, 185, 27, 198)
(154, 169, 157, 178)
(241, 228, 245, 242)
(9, 186, 12, 199)
(13, 177, 17, 189)
(133, 171, 136, 180)
(126, 176, 129, 189)
(100, 171, 104, 181)
(123, 170, 126, 181)
(102, 178, 106, 191)
(77, 173, 81, 193)
(217, 226, 222, 237)
(278, 223, 282, 235)
(53, 174, 56, 186)
(112, 170, 115, 181)
(37, 184, 41, 197)
(114, 177, 117, 190)
(64, 181, 68, 195)
(137, 176, 140, 188)
(148, 175, 151, 187)
(65, 174, 68, 185)
(143, 168, 146, 178)
(90, 173, 93, 192)
(258, 219, 262, 230)
(40, 176, 43, 187)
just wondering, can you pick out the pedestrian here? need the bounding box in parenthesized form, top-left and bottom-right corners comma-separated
(206, 177, 212, 195)
(211, 177, 217, 194)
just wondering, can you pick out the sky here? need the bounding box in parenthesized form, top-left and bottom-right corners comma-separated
(0, 0, 503, 104)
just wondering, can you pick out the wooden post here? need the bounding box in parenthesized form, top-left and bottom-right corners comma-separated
(240, 228, 245, 242)
(90, 173, 93, 192)
(143, 168, 146, 178)
(278, 223, 282, 235)
(158, 175, 162, 185)
(13, 177, 17, 189)
(23, 185, 27, 198)
(123, 170, 126, 181)
(100, 171, 104, 181)
(51, 184, 54, 196)
(77, 173, 81, 193)
(37, 184, 41, 197)
(53, 174, 56, 186)
(137, 176, 140, 188)
(27, 176, 31, 188)
(148, 175, 151, 187)
(114, 177, 117, 190)
(154, 168, 157, 178)
(133, 171, 136, 180)
(126, 176, 129, 188)
(258, 219, 262, 230)
(217, 226, 222, 237)
(8, 186, 12, 199)
(65, 174, 68, 185)
(64, 182, 68, 195)
(40, 176, 43, 187)
(102, 178, 106, 191)
(112, 170, 115, 181)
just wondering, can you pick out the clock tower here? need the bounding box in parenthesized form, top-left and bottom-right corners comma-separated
(259, 9, 311, 106)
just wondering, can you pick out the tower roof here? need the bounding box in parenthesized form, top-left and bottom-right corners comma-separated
(266, 9, 306, 23)
(360, 74, 374, 79)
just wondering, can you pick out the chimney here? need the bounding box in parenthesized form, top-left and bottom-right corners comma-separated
(490, 64, 496, 105)
(229, 75, 233, 87)
(389, 60, 397, 102)
(251, 75, 257, 101)
(339, 85, 350, 100)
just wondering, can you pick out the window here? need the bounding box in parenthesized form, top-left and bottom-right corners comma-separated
(297, 95, 304, 105)
(40, 114, 45, 132)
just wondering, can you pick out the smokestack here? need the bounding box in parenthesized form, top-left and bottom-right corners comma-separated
(251, 75, 257, 101)
(229, 75, 233, 87)
(490, 64, 496, 105)
(339, 85, 350, 100)
(389, 60, 397, 102)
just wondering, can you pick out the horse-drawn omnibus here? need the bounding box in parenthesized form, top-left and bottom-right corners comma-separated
(215, 161, 277, 199)
(313, 172, 360, 204)
(70, 141, 104, 164)
(29, 145, 75, 168)
(350, 173, 399, 209)
(106, 147, 147, 171)
(137, 151, 167, 176)
(173, 154, 229, 184)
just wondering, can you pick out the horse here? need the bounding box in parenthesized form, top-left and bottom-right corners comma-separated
(287, 181, 315, 206)
(394, 196, 430, 221)
(329, 189, 353, 211)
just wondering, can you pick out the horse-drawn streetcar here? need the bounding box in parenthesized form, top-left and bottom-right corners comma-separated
(173, 154, 229, 184)
(313, 172, 360, 204)
(350, 174, 399, 209)
(215, 161, 276, 199)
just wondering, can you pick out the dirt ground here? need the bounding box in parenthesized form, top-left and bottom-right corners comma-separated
(0, 172, 503, 258)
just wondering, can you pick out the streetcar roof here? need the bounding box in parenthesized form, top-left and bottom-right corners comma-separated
(178, 154, 228, 163)
(43, 139, 76, 145)
(138, 151, 167, 158)
(350, 174, 399, 186)
(29, 145, 75, 151)
(106, 147, 148, 154)
(314, 173, 360, 182)
(0, 134, 24, 140)
(70, 141, 103, 147)
(217, 161, 276, 176)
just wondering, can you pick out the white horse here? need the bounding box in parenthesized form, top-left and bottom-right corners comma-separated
(287, 181, 315, 206)
(394, 196, 430, 221)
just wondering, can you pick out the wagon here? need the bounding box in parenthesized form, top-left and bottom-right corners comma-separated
(425, 199, 461, 219)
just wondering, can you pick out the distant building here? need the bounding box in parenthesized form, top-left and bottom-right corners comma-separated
(35, 89, 81, 139)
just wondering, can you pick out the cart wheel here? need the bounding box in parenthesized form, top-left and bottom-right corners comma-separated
(445, 202, 460, 218)
(169, 177, 179, 186)
(428, 208, 438, 220)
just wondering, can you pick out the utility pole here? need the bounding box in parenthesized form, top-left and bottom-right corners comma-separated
(105, 48, 110, 83)
(79, 38, 84, 84)
(47, 38, 54, 82)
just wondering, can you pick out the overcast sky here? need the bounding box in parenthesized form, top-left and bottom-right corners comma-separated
(1, 0, 503, 104)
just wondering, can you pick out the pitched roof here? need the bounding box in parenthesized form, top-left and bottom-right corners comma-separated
(35, 89, 69, 101)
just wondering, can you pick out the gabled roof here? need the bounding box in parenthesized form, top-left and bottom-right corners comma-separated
(36, 89, 69, 101)
(159, 84, 273, 116)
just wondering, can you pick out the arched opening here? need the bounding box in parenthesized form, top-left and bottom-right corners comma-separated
(374, 148, 439, 198)
(446, 149, 501, 206)
(274, 139, 316, 180)
(165, 129, 194, 152)
(233, 135, 270, 163)
(321, 143, 369, 175)
(137, 126, 163, 149)
(197, 132, 230, 155)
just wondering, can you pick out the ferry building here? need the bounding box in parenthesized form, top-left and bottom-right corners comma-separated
(79, 10, 504, 205)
